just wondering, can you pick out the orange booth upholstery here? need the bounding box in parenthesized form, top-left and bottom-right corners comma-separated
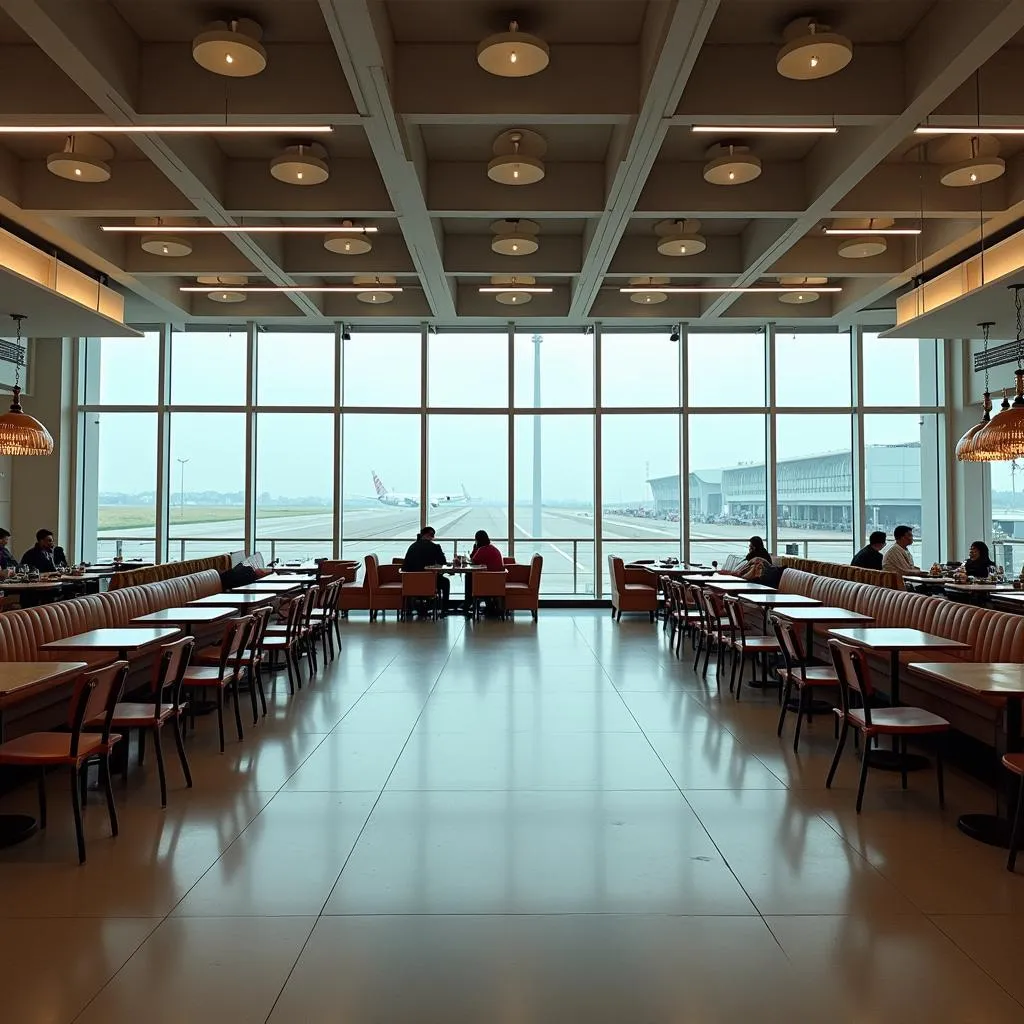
(505, 554, 543, 620)
(775, 555, 902, 590)
(108, 554, 232, 591)
(607, 555, 658, 621)
(365, 554, 403, 620)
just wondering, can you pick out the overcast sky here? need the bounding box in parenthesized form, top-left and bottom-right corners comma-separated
(89, 330, 932, 504)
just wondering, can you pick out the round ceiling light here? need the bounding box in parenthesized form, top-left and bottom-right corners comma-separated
(487, 129, 546, 185)
(930, 133, 1005, 187)
(777, 18, 853, 80)
(777, 276, 828, 304)
(703, 144, 761, 185)
(491, 219, 540, 256)
(324, 221, 373, 255)
(477, 20, 549, 77)
(270, 143, 329, 186)
(141, 234, 192, 257)
(655, 219, 707, 256)
(354, 275, 396, 304)
(46, 133, 112, 183)
(491, 275, 538, 305)
(941, 156, 1005, 187)
(837, 235, 887, 259)
(192, 18, 267, 77)
(196, 275, 248, 302)
(628, 277, 669, 305)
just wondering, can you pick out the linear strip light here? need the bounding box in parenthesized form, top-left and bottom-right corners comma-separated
(181, 285, 403, 294)
(103, 225, 375, 234)
(823, 227, 921, 236)
(617, 286, 843, 294)
(0, 124, 334, 135)
(690, 125, 838, 134)
(477, 286, 553, 293)
(915, 126, 1024, 135)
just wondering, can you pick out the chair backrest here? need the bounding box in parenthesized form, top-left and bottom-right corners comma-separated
(770, 615, 803, 675)
(528, 554, 543, 590)
(318, 579, 343, 612)
(392, 557, 405, 565)
(502, 557, 516, 565)
(69, 661, 129, 755)
(827, 637, 873, 721)
(246, 605, 274, 653)
(607, 555, 624, 590)
(722, 595, 745, 638)
(684, 582, 706, 628)
(153, 635, 196, 713)
(401, 571, 437, 598)
(699, 587, 724, 637)
(317, 560, 357, 583)
(213, 616, 253, 678)
(364, 554, 380, 588)
(473, 571, 507, 598)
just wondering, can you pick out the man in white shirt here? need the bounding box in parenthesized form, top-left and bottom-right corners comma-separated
(882, 525, 921, 574)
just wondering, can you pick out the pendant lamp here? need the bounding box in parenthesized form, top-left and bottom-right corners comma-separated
(0, 315, 53, 456)
(955, 321, 994, 461)
(972, 286, 1024, 460)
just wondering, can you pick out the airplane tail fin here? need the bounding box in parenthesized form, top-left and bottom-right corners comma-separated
(372, 471, 387, 497)
(461, 483, 471, 501)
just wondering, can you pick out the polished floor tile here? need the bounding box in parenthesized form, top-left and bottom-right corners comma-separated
(1, 610, 1022, 1023)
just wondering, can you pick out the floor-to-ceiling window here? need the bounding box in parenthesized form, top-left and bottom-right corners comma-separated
(76, 325, 946, 592)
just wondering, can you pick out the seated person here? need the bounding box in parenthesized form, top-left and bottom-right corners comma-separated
(466, 530, 504, 612)
(20, 528, 58, 573)
(851, 531, 886, 570)
(964, 540, 996, 579)
(403, 526, 450, 610)
(0, 528, 18, 570)
(882, 525, 923, 575)
(732, 535, 773, 580)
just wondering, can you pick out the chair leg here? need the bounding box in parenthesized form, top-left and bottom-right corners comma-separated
(70, 766, 86, 864)
(216, 688, 225, 753)
(825, 719, 848, 789)
(37, 769, 47, 828)
(172, 715, 193, 788)
(256, 666, 268, 716)
(152, 726, 168, 808)
(231, 681, 245, 743)
(935, 739, 946, 809)
(777, 676, 792, 737)
(793, 687, 806, 753)
(855, 735, 871, 813)
(137, 729, 146, 767)
(1007, 772, 1024, 871)
(100, 756, 118, 837)
(248, 667, 260, 726)
(734, 652, 745, 702)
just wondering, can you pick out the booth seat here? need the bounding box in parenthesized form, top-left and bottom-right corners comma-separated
(108, 554, 232, 590)
(775, 555, 902, 590)
(777, 568, 1024, 745)
(607, 555, 658, 621)
(365, 554, 403, 619)
(505, 554, 543, 620)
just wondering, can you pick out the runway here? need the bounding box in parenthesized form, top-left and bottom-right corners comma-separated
(98, 503, 855, 595)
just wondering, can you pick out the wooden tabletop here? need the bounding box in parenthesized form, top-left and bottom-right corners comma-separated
(705, 581, 774, 592)
(423, 565, 485, 572)
(738, 593, 823, 607)
(40, 627, 181, 653)
(827, 627, 969, 651)
(131, 607, 235, 625)
(232, 582, 302, 593)
(908, 662, 1024, 697)
(189, 592, 275, 606)
(0, 580, 67, 591)
(772, 606, 874, 623)
(0, 661, 87, 703)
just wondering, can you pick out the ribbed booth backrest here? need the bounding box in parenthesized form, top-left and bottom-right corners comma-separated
(775, 555, 902, 590)
(108, 554, 232, 590)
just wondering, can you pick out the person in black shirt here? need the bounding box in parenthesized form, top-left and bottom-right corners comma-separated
(20, 528, 58, 573)
(402, 526, 450, 611)
(852, 531, 886, 570)
(0, 528, 18, 570)
(964, 540, 996, 579)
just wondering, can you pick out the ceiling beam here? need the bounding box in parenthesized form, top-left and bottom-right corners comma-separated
(318, 0, 455, 320)
(701, 0, 1024, 321)
(569, 0, 722, 320)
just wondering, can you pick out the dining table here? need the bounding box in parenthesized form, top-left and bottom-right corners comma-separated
(188, 592, 277, 608)
(231, 582, 303, 594)
(39, 627, 183, 662)
(908, 662, 1024, 848)
(704, 580, 774, 593)
(130, 606, 235, 631)
(739, 592, 822, 632)
(0, 661, 89, 848)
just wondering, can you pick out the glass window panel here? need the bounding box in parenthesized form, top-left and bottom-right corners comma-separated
(514, 331, 593, 407)
(514, 414, 594, 595)
(427, 414, 508, 550)
(429, 332, 508, 407)
(776, 415, 854, 563)
(342, 413, 421, 565)
(343, 331, 421, 407)
(862, 334, 939, 406)
(170, 330, 247, 406)
(775, 331, 851, 407)
(87, 333, 160, 406)
(688, 332, 766, 407)
(601, 333, 679, 407)
(863, 413, 941, 566)
(82, 412, 158, 564)
(168, 413, 246, 560)
(256, 331, 335, 406)
(254, 413, 334, 561)
(601, 414, 681, 572)
(687, 413, 767, 565)
(991, 461, 1024, 577)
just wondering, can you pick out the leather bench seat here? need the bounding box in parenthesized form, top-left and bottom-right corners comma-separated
(108, 554, 232, 591)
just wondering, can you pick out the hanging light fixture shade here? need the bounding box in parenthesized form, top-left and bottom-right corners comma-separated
(192, 18, 267, 77)
(972, 291, 1024, 460)
(487, 129, 546, 185)
(477, 20, 549, 77)
(490, 219, 540, 255)
(956, 321, 994, 462)
(655, 219, 706, 256)
(0, 315, 53, 456)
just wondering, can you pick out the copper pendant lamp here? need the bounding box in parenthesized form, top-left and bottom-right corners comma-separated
(955, 320, 994, 461)
(0, 315, 53, 456)
(972, 286, 1024, 461)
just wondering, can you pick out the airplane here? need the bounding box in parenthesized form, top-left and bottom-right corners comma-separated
(372, 471, 471, 508)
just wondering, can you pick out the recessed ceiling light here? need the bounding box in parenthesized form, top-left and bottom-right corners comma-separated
(487, 129, 546, 185)
(477, 20, 549, 77)
(192, 18, 267, 77)
(691, 125, 838, 135)
(776, 18, 852, 80)
(45, 133, 112, 183)
(491, 219, 540, 256)
(270, 143, 329, 185)
(703, 144, 761, 185)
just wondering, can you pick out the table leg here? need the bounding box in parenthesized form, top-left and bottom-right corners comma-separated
(0, 709, 39, 848)
(866, 651, 930, 773)
(957, 697, 1022, 848)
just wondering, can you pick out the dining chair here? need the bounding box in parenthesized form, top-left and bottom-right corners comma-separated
(310, 579, 343, 661)
(261, 596, 305, 694)
(826, 638, 950, 813)
(401, 571, 439, 621)
(722, 595, 780, 701)
(771, 615, 838, 752)
(0, 661, 129, 863)
(470, 571, 507, 620)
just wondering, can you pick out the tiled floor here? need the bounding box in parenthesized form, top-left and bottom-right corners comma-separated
(2, 612, 1023, 1022)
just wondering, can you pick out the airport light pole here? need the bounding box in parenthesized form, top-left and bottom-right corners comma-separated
(176, 458, 189, 524)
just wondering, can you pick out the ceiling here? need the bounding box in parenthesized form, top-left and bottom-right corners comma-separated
(0, 0, 1023, 327)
